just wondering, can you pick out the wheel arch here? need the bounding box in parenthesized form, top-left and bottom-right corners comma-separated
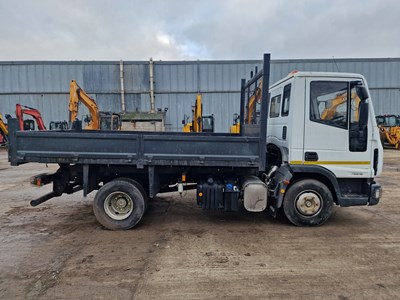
(102, 174, 149, 197)
(267, 143, 283, 167)
(289, 165, 341, 205)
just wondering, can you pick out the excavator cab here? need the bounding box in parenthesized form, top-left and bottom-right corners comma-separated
(376, 114, 400, 148)
(182, 94, 215, 133)
(182, 115, 215, 133)
(111, 114, 122, 130)
(99, 112, 121, 130)
(201, 115, 214, 133)
(23, 120, 35, 131)
(49, 121, 69, 130)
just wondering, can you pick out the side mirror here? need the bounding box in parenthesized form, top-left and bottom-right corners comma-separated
(356, 86, 369, 101)
(359, 101, 369, 128)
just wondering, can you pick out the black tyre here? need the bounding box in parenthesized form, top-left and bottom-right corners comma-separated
(283, 179, 333, 226)
(93, 179, 145, 230)
(117, 177, 149, 211)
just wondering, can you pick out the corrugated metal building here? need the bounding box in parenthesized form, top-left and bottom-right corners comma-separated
(0, 57, 399, 132)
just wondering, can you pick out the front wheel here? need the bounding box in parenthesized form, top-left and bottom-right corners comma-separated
(283, 179, 333, 226)
(93, 179, 146, 230)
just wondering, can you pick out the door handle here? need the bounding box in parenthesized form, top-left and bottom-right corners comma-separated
(305, 152, 318, 161)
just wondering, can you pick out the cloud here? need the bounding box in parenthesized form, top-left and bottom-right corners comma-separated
(0, 0, 399, 60)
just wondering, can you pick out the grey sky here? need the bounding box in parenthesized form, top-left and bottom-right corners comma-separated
(0, 0, 399, 61)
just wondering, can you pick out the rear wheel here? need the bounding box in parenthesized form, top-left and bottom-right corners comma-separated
(116, 177, 149, 211)
(283, 179, 333, 226)
(93, 179, 145, 230)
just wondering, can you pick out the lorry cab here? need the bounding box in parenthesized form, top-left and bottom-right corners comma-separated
(266, 71, 383, 217)
(267, 71, 383, 178)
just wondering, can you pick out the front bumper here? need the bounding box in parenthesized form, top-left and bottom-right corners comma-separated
(338, 181, 382, 207)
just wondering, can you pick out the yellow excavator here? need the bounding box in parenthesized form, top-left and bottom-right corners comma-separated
(0, 114, 9, 146)
(69, 80, 121, 130)
(182, 94, 214, 133)
(376, 115, 400, 149)
(321, 91, 360, 121)
(245, 80, 263, 125)
(230, 80, 263, 134)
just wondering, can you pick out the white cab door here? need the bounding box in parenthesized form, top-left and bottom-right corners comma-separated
(302, 77, 373, 178)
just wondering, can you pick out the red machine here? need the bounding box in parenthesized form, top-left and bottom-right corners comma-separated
(15, 104, 46, 131)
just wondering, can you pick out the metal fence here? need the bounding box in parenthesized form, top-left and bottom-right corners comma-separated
(1, 57, 399, 132)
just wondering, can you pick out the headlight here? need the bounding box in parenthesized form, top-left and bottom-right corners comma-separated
(374, 187, 382, 199)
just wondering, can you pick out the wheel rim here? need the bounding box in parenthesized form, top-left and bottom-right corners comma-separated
(295, 191, 322, 216)
(104, 191, 134, 220)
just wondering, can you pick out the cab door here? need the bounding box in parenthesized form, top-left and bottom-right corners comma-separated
(302, 77, 373, 178)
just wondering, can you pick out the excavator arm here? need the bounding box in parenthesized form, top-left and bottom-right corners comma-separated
(320, 92, 347, 120)
(0, 114, 8, 136)
(231, 78, 262, 133)
(0, 114, 9, 144)
(69, 80, 100, 130)
(193, 93, 202, 132)
(183, 94, 202, 132)
(321, 91, 360, 121)
(15, 104, 46, 130)
(246, 80, 262, 124)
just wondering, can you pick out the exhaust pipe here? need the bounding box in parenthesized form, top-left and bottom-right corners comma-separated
(30, 191, 61, 207)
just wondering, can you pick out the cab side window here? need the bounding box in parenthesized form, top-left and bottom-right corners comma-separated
(310, 81, 348, 129)
(270, 95, 281, 118)
(281, 84, 291, 116)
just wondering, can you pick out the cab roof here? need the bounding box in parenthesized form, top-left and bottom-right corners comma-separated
(269, 71, 365, 89)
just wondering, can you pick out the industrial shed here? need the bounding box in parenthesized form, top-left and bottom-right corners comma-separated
(0, 57, 399, 132)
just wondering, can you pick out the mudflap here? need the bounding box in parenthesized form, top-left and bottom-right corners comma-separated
(267, 197, 279, 218)
(267, 164, 293, 218)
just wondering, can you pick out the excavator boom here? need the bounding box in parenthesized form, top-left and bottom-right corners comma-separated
(69, 80, 100, 130)
(0, 114, 8, 136)
(15, 104, 46, 131)
(0, 114, 9, 144)
(193, 94, 202, 132)
(321, 91, 360, 121)
(245, 80, 263, 124)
